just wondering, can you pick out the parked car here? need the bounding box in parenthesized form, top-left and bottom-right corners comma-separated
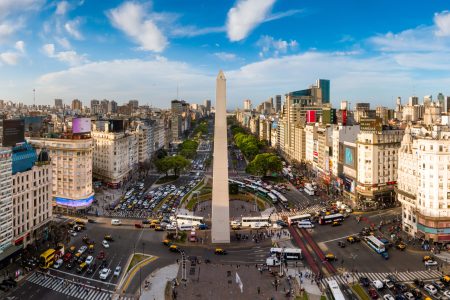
(53, 259, 63, 269)
(114, 266, 121, 277)
(359, 277, 370, 287)
(383, 295, 395, 300)
(424, 284, 438, 295)
(99, 268, 111, 280)
(373, 280, 384, 289)
(425, 260, 438, 266)
(102, 240, 110, 248)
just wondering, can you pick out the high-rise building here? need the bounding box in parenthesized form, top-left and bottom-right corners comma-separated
(129, 100, 139, 110)
(356, 118, 403, 209)
(447, 96, 450, 113)
(12, 145, 52, 249)
(316, 79, 330, 104)
(437, 93, 445, 110)
(108, 100, 118, 114)
(408, 96, 419, 106)
(204, 99, 211, 115)
(28, 137, 94, 211)
(275, 95, 282, 113)
(243, 99, 252, 111)
(0, 148, 12, 254)
(72, 99, 82, 111)
(100, 99, 109, 114)
(424, 95, 432, 107)
(398, 126, 450, 242)
(90, 100, 100, 114)
(54, 99, 63, 109)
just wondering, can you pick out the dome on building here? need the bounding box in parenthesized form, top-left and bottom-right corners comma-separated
(37, 148, 50, 163)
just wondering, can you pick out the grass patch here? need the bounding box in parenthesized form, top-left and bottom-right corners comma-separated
(155, 175, 179, 184)
(352, 284, 370, 300)
(127, 254, 147, 273)
(295, 292, 308, 300)
(186, 192, 267, 211)
(180, 179, 205, 207)
(320, 296, 326, 300)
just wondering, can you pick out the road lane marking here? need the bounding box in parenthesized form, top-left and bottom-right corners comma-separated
(49, 269, 118, 286)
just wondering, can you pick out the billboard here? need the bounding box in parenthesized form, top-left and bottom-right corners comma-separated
(306, 110, 316, 123)
(73, 118, 91, 134)
(344, 145, 356, 168)
(360, 117, 383, 132)
(2, 119, 25, 147)
(24, 116, 43, 133)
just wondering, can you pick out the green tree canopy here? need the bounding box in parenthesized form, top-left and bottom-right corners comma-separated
(246, 153, 282, 176)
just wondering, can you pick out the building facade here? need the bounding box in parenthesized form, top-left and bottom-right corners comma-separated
(0, 148, 12, 254)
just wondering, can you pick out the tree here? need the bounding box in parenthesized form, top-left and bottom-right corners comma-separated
(155, 157, 174, 177)
(170, 155, 190, 176)
(155, 148, 168, 160)
(178, 139, 199, 159)
(246, 153, 282, 176)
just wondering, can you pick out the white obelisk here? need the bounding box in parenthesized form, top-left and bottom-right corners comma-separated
(211, 70, 230, 243)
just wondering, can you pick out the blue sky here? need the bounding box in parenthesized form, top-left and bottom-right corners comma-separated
(1, 0, 450, 109)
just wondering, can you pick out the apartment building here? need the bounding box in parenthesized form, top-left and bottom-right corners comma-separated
(0, 148, 12, 254)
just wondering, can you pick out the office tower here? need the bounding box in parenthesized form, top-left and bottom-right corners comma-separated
(204, 99, 211, 114)
(408, 96, 419, 106)
(91, 100, 100, 114)
(275, 95, 282, 113)
(424, 95, 432, 107)
(211, 70, 230, 243)
(316, 79, 330, 104)
(447, 96, 450, 113)
(100, 99, 109, 114)
(129, 100, 139, 110)
(438, 93, 445, 110)
(243, 99, 252, 110)
(71, 99, 82, 111)
(108, 100, 118, 114)
(54, 99, 63, 109)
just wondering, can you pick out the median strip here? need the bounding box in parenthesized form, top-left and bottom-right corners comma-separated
(117, 254, 158, 294)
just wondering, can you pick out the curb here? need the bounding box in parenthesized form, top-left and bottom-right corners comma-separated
(117, 254, 158, 294)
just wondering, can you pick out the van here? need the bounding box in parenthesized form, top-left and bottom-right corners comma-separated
(297, 221, 315, 229)
(111, 219, 121, 226)
(266, 257, 281, 266)
(178, 224, 193, 231)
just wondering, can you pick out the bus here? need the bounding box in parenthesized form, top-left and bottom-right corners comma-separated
(269, 248, 302, 260)
(40, 249, 56, 270)
(318, 213, 344, 225)
(257, 187, 270, 196)
(241, 216, 270, 228)
(267, 192, 278, 204)
(304, 186, 315, 196)
(176, 215, 204, 226)
(326, 279, 346, 300)
(271, 190, 288, 204)
(287, 214, 312, 225)
(365, 236, 389, 259)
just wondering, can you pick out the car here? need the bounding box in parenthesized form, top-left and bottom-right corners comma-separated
(359, 277, 370, 287)
(368, 288, 379, 299)
(100, 259, 108, 269)
(387, 275, 399, 284)
(155, 226, 164, 231)
(441, 275, 450, 284)
(102, 240, 110, 248)
(325, 253, 337, 261)
(373, 280, 384, 289)
(443, 290, 450, 298)
(425, 260, 438, 266)
(97, 251, 106, 260)
(396, 242, 406, 251)
(114, 266, 121, 277)
(85, 256, 94, 265)
(68, 230, 77, 236)
(411, 288, 423, 299)
(338, 241, 346, 248)
(78, 245, 87, 254)
(383, 279, 395, 289)
(169, 245, 179, 252)
(331, 221, 342, 226)
(424, 284, 438, 295)
(134, 223, 143, 228)
(99, 268, 111, 280)
(53, 259, 63, 269)
(215, 248, 227, 255)
(395, 283, 408, 293)
(423, 255, 433, 262)
(347, 236, 360, 243)
(104, 235, 114, 242)
(384, 295, 395, 300)
(63, 252, 72, 262)
(414, 279, 425, 288)
(77, 262, 88, 273)
(433, 281, 446, 290)
(87, 263, 97, 274)
(404, 292, 415, 300)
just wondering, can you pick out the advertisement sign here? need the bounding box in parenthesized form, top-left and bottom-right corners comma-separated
(55, 195, 94, 207)
(24, 116, 43, 133)
(306, 110, 316, 123)
(72, 118, 91, 134)
(2, 119, 25, 147)
(360, 117, 383, 132)
(344, 146, 356, 168)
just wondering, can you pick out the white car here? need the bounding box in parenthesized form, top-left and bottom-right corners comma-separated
(53, 259, 63, 269)
(382, 279, 394, 289)
(99, 268, 111, 280)
(85, 256, 94, 265)
(102, 240, 110, 248)
(404, 292, 415, 300)
(383, 295, 395, 300)
(425, 260, 438, 266)
(444, 290, 450, 298)
(68, 230, 77, 237)
(373, 280, 384, 289)
(114, 266, 121, 277)
(424, 284, 438, 295)
(78, 245, 87, 254)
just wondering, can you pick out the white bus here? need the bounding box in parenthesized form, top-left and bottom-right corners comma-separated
(267, 192, 278, 203)
(304, 186, 315, 196)
(287, 214, 312, 225)
(297, 220, 314, 229)
(365, 235, 386, 254)
(318, 213, 344, 225)
(269, 248, 302, 260)
(271, 190, 288, 204)
(257, 187, 270, 196)
(176, 215, 204, 226)
(241, 216, 270, 228)
(326, 279, 345, 300)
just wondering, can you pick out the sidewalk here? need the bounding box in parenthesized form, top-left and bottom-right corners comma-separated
(140, 264, 179, 300)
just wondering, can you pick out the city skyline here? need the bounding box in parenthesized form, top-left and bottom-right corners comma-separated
(1, 1, 450, 108)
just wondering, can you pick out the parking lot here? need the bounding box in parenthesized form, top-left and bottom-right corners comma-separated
(106, 176, 203, 219)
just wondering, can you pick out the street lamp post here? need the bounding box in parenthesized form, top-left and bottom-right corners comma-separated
(140, 242, 145, 297)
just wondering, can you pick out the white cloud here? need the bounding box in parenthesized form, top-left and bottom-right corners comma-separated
(435, 11, 450, 37)
(42, 43, 87, 66)
(0, 52, 20, 65)
(226, 0, 275, 42)
(65, 18, 83, 40)
(0, 0, 44, 18)
(171, 26, 225, 38)
(214, 52, 238, 61)
(265, 9, 303, 22)
(55, 37, 71, 49)
(108, 1, 167, 52)
(56, 1, 70, 15)
(257, 35, 298, 57)
(15, 40, 25, 53)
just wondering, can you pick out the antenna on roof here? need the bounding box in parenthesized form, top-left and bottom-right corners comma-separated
(176, 83, 179, 100)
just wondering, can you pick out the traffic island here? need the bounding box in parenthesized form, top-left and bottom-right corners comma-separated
(117, 253, 157, 295)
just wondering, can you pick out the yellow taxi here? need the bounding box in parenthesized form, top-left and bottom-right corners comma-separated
(423, 255, 433, 262)
(231, 225, 241, 230)
(325, 253, 337, 261)
(395, 242, 406, 251)
(214, 248, 227, 255)
(169, 245, 179, 252)
(441, 275, 450, 284)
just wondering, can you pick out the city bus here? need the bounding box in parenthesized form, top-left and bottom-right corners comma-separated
(256, 187, 270, 197)
(269, 248, 302, 260)
(40, 249, 56, 270)
(318, 213, 344, 225)
(326, 279, 345, 300)
(271, 190, 288, 204)
(304, 186, 315, 196)
(287, 214, 312, 225)
(365, 235, 389, 260)
(241, 216, 270, 228)
(176, 215, 204, 226)
(267, 192, 278, 204)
